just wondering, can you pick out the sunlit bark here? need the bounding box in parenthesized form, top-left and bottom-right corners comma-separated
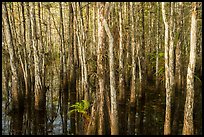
(162, 2, 171, 135)
(182, 2, 197, 135)
(3, 3, 23, 135)
(101, 2, 119, 135)
(97, 2, 105, 135)
(130, 2, 136, 106)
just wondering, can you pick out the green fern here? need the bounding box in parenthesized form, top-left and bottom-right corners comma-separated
(68, 100, 90, 117)
(82, 100, 90, 111)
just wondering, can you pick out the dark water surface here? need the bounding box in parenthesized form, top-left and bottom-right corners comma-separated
(2, 84, 202, 135)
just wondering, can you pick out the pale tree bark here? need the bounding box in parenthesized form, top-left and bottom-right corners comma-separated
(118, 2, 125, 104)
(37, 4, 46, 135)
(3, 3, 23, 135)
(9, 3, 18, 52)
(30, 2, 45, 135)
(78, 2, 89, 101)
(128, 2, 136, 135)
(162, 2, 171, 135)
(156, 2, 160, 89)
(101, 2, 119, 135)
(129, 2, 136, 106)
(182, 2, 197, 135)
(72, 3, 87, 134)
(38, 3, 45, 88)
(168, 3, 175, 135)
(25, 2, 35, 134)
(163, 3, 176, 134)
(118, 2, 126, 135)
(97, 2, 105, 135)
(169, 2, 175, 103)
(20, 2, 32, 134)
(86, 97, 98, 135)
(92, 3, 96, 56)
(59, 3, 64, 131)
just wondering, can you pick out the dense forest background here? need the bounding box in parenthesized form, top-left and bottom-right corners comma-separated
(2, 2, 202, 135)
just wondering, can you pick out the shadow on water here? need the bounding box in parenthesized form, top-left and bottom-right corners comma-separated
(126, 80, 202, 135)
(2, 82, 202, 135)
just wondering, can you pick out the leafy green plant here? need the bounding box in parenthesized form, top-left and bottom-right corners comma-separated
(68, 100, 90, 120)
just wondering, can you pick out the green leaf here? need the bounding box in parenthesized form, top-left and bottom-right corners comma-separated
(68, 109, 76, 116)
(70, 104, 79, 109)
(82, 100, 90, 110)
(68, 100, 90, 116)
(78, 110, 86, 114)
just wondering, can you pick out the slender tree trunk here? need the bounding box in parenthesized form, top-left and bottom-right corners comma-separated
(59, 2, 68, 135)
(37, 3, 46, 135)
(25, 3, 35, 134)
(156, 2, 160, 90)
(59, 2, 64, 133)
(30, 2, 45, 135)
(129, 2, 136, 107)
(182, 2, 197, 135)
(175, 2, 182, 97)
(101, 3, 119, 135)
(118, 2, 126, 135)
(169, 2, 175, 108)
(20, 2, 32, 134)
(86, 97, 97, 135)
(72, 3, 86, 134)
(168, 3, 175, 135)
(92, 3, 96, 56)
(3, 3, 23, 135)
(69, 3, 76, 135)
(78, 3, 89, 102)
(137, 3, 146, 134)
(162, 2, 171, 135)
(128, 2, 136, 135)
(124, 3, 131, 134)
(97, 2, 105, 135)
(172, 3, 183, 135)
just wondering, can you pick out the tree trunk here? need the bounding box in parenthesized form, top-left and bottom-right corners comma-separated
(20, 2, 32, 134)
(59, 2, 68, 135)
(118, 2, 126, 135)
(97, 2, 105, 135)
(3, 3, 23, 135)
(69, 3, 77, 135)
(128, 2, 136, 135)
(129, 2, 136, 107)
(162, 2, 171, 135)
(172, 2, 183, 134)
(182, 2, 197, 135)
(78, 3, 89, 102)
(101, 3, 119, 135)
(138, 3, 146, 134)
(30, 2, 45, 135)
(156, 2, 160, 90)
